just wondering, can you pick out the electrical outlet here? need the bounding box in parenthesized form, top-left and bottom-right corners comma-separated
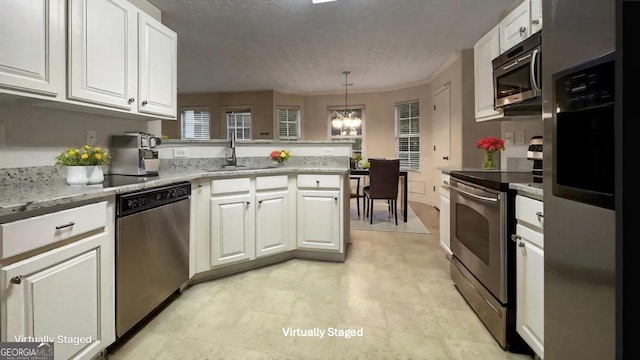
(173, 148, 188, 158)
(516, 130, 526, 145)
(504, 131, 514, 146)
(86, 130, 97, 146)
(0, 123, 5, 147)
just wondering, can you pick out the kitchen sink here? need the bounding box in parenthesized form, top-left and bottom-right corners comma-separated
(204, 165, 279, 172)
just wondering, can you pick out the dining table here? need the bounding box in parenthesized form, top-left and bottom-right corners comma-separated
(349, 168, 409, 223)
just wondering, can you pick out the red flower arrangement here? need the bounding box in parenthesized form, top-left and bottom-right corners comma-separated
(476, 137, 505, 152)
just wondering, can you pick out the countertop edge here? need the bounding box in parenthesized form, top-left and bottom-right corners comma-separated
(0, 167, 349, 218)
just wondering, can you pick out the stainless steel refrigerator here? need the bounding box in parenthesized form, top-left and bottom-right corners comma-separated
(542, 1, 616, 359)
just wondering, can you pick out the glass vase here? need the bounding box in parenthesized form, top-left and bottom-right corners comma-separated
(482, 151, 498, 170)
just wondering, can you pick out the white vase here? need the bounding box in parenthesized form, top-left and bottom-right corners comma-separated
(65, 166, 88, 185)
(87, 165, 104, 184)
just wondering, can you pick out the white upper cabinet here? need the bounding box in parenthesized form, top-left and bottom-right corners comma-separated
(68, 0, 177, 118)
(0, 0, 65, 96)
(530, 0, 542, 34)
(499, 0, 531, 53)
(68, 0, 138, 109)
(474, 24, 504, 121)
(138, 11, 178, 118)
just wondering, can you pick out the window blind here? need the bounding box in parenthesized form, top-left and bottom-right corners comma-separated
(181, 108, 210, 140)
(396, 101, 420, 171)
(278, 108, 299, 140)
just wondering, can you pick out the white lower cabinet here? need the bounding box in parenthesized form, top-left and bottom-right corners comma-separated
(438, 173, 451, 255)
(255, 190, 288, 257)
(1, 233, 113, 360)
(514, 194, 544, 359)
(210, 193, 254, 266)
(296, 190, 341, 251)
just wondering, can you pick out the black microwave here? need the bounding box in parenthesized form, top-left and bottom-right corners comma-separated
(492, 31, 542, 115)
(552, 52, 615, 210)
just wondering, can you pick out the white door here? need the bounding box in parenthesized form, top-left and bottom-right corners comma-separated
(138, 11, 177, 118)
(516, 231, 545, 358)
(0, 0, 64, 96)
(433, 83, 451, 193)
(1, 234, 112, 360)
(255, 191, 289, 257)
(68, 0, 137, 109)
(499, 0, 531, 52)
(297, 190, 340, 250)
(474, 24, 503, 121)
(210, 194, 254, 266)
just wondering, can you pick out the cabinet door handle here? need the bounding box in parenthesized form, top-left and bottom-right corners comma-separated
(532, 19, 540, 25)
(334, 197, 338, 201)
(128, 97, 135, 104)
(518, 241, 525, 247)
(55, 222, 75, 230)
(535, 211, 543, 218)
(197, 184, 203, 188)
(442, 156, 449, 160)
(443, 180, 449, 185)
(258, 200, 263, 205)
(316, 180, 320, 186)
(519, 26, 527, 34)
(142, 100, 148, 106)
(246, 201, 250, 206)
(10, 276, 21, 285)
(511, 234, 521, 242)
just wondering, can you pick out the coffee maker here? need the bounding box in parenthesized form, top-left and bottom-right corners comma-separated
(109, 132, 161, 176)
(527, 136, 543, 183)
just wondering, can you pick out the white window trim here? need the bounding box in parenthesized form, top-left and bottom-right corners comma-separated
(180, 106, 211, 140)
(222, 105, 253, 140)
(276, 106, 301, 140)
(395, 100, 420, 171)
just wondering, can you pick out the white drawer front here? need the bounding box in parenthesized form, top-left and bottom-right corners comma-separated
(516, 195, 544, 230)
(516, 223, 544, 249)
(211, 177, 251, 194)
(440, 173, 450, 196)
(0, 201, 107, 259)
(256, 175, 288, 191)
(297, 174, 340, 189)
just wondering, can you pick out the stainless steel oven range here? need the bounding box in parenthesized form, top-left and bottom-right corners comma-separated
(447, 171, 532, 354)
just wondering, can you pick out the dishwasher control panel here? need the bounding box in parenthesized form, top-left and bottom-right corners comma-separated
(116, 182, 191, 216)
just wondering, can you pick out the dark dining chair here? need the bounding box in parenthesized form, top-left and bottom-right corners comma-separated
(349, 176, 362, 215)
(363, 158, 400, 225)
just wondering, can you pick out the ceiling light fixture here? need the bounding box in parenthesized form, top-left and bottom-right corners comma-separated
(331, 71, 362, 136)
(312, 0, 338, 4)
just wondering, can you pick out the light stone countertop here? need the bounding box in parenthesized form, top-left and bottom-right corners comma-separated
(0, 167, 348, 218)
(509, 182, 544, 198)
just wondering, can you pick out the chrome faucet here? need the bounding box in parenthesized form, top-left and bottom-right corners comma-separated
(225, 131, 237, 166)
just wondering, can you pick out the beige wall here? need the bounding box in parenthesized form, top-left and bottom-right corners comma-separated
(219, 91, 273, 139)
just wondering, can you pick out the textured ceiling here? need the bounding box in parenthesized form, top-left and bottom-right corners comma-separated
(148, 0, 517, 94)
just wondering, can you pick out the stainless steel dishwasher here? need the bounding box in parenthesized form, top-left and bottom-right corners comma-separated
(114, 181, 191, 338)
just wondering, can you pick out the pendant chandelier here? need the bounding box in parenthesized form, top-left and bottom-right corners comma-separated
(331, 71, 362, 135)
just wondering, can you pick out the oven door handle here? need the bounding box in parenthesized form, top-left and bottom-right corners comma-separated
(530, 48, 540, 92)
(444, 185, 499, 203)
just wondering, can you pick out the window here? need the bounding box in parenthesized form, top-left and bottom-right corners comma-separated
(277, 107, 300, 140)
(329, 107, 364, 159)
(226, 110, 252, 139)
(396, 101, 420, 171)
(181, 107, 210, 140)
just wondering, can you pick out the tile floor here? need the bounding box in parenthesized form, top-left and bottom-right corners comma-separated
(106, 202, 533, 360)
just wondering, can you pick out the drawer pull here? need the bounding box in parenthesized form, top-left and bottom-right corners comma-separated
(197, 184, 203, 188)
(10, 276, 21, 285)
(258, 200, 263, 205)
(535, 211, 543, 218)
(141, 100, 148, 105)
(334, 197, 338, 201)
(316, 180, 320, 185)
(511, 234, 520, 242)
(55, 222, 75, 230)
(518, 241, 525, 247)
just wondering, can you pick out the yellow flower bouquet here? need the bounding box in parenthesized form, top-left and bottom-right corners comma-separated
(56, 145, 111, 167)
(269, 149, 291, 164)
